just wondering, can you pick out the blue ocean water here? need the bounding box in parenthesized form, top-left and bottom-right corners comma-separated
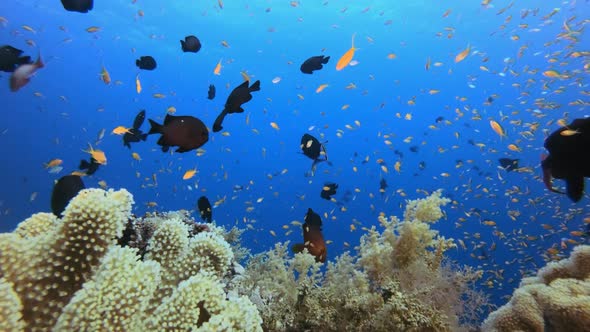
(0, 0, 588, 314)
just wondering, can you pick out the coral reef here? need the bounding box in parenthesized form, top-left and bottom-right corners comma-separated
(0, 188, 262, 331)
(481, 245, 590, 332)
(233, 189, 487, 331)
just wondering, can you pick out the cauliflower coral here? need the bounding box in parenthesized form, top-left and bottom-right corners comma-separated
(481, 245, 590, 332)
(0, 188, 262, 332)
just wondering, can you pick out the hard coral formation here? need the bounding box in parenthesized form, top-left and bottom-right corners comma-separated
(235, 190, 486, 331)
(481, 245, 590, 332)
(0, 188, 262, 332)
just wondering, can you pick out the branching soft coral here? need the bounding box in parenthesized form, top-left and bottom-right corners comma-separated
(234, 190, 484, 332)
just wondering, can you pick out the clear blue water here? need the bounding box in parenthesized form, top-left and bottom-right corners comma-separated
(1, 0, 588, 312)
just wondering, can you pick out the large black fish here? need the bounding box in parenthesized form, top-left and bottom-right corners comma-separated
(300, 55, 330, 74)
(292, 208, 326, 263)
(123, 110, 148, 148)
(180, 35, 201, 53)
(213, 80, 260, 132)
(148, 114, 209, 153)
(498, 158, 519, 172)
(207, 84, 216, 100)
(0, 45, 31, 72)
(136, 56, 156, 70)
(61, 0, 93, 13)
(79, 158, 100, 175)
(320, 183, 338, 200)
(197, 196, 212, 223)
(541, 117, 590, 202)
(51, 175, 85, 217)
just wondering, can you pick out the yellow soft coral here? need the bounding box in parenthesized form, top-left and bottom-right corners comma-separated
(482, 245, 590, 332)
(236, 190, 479, 331)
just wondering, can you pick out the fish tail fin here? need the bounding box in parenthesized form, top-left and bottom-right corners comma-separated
(292, 243, 305, 254)
(249, 80, 261, 92)
(148, 119, 163, 135)
(322, 56, 330, 64)
(35, 52, 44, 68)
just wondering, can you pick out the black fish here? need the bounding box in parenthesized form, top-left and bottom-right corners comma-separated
(79, 158, 100, 175)
(300, 55, 330, 74)
(180, 35, 201, 53)
(300, 133, 329, 176)
(136, 56, 156, 70)
(197, 196, 212, 223)
(51, 175, 85, 217)
(541, 117, 590, 202)
(148, 114, 209, 153)
(379, 178, 388, 194)
(0, 45, 31, 72)
(320, 183, 338, 200)
(435, 116, 445, 123)
(418, 161, 426, 170)
(409, 146, 419, 153)
(498, 158, 519, 172)
(61, 0, 93, 13)
(207, 84, 216, 100)
(213, 80, 260, 132)
(292, 208, 326, 263)
(123, 110, 148, 148)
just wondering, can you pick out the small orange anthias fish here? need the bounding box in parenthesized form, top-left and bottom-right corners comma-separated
(292, 208, 327, 263)
(336, 33, 358, 71)
(10, 53, 44, 92)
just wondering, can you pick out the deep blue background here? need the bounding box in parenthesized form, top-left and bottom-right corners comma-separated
(0, 0, 588, 312)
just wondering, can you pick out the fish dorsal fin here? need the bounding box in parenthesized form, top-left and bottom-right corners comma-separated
(237, 80, 249, 89)
(164, 114, 175, 125)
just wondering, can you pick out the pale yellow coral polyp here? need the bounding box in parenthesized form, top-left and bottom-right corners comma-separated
(0, 278, 24, 331)
(54, 246, 160, 331)
(14, 213, 57, 238)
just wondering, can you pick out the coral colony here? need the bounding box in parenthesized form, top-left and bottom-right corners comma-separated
(1, 189, 588, 331)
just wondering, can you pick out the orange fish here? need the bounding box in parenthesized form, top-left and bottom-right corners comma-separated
(183, 169, 197, 180)
(292, 208, 327, 263)
(213, 59, 222, 75)
(135, 74, 142, 94)
(100, 65, 111, 84)
(44, 158, 63, 168)
(84, 144, 107, 165)
(336, 34, 358, 71)
(489, 120, 506, 138)
(454, 44, 471, 63)
(112, 126, 131, 135)
(316, 83, 329, 93)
